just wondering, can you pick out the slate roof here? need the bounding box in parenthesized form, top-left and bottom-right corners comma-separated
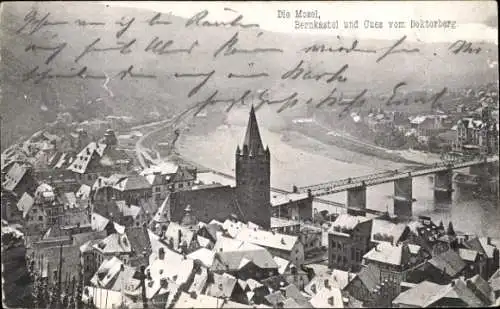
(363, 242, 409, 266)
(93, 233, 132, 254)
(242, 105, 265, 154)
(458, 248, 480, 262)
(112, 174, 151, 191)
(304, 269, 356, 295)
(489, 268, 500, 293)
(67, 142, 106, 174)
(273, 256, 291, 275)
(392, 281, 449, 307)
(371, 219, 408, 243)
(146, 247, 194, 286)
(309, 286, 344, 308)
(188, 266, 208, 295)
(153, 194, 171, 223)
(16, 192, 34, 219)
(115, 201, 142, 219)
(125, 226, 151, 255)
(163, 222, 195, 252)
(140, 161, 179, 176)
(264, 291, 287, 307)
(174, 292, 218, 308)
(206, 272, 238, 298)
(428, 249, 467, 277)
(212, 236, 278, 271)
(356, 264, 381, 293)
(90, 256, 124, 288)
(468, 274, 495, 304)
(2, 162, 28, 192)
(329, 214, 370, 235)
(76, 184, 92, 200)
(234, 226, 299, 252)
(187, 247, 215, 268)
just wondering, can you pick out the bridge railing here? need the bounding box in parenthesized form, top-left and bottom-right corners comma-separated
(299, 156, 498, 195)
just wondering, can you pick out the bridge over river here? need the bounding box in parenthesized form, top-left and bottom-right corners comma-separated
(202, 155, 498, 218)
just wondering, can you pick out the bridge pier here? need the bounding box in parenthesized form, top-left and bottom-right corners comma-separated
(393, 176, 414, 218)
(347, 185, 366, 216)
(434, 169, 453, 201)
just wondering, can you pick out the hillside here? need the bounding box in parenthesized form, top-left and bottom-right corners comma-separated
(1, 2, 498, 150)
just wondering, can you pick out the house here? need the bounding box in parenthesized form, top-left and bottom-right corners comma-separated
(234, 226, 305, 266)
(66, 137, 132, 185)
(464, 237, 500, 280)
(271, 192, 313, 221)
(92, 193, 149, 229)
(89, 256, 140, 292)
(362, 242, 427, 294)
(409, 115, 447, 137)
(416, 249, 467, 284)
(211, 236, 279, 281)
(161, 221, 198, 254)
(205, 272, 247, 304)
(93, 174, 152, 205)
(140, 161, 197, 204)
(82, 286, 135, 309)
(309, 286, 344, 308)
(489, 268, 500, 299)
(327, 214, 373, 272)
(370, 218, 410, 247)
(173, 292, 254, 308)
(458, 248, 487, 279)
(304, 268, 356, 296)
(90, 232, 133, 270)
(28, 228, 106, 290)
(453, 107, 498, 155)
(272, 256, 309, 290)
(344, 263, 399, 307)
(1, 162, 36, 198)
(392, 276, 494, 308)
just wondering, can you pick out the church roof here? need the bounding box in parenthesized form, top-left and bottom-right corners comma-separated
(242, 105, 265, 155)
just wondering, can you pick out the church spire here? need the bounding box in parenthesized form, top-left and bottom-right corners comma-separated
(242, 105, 264, 154)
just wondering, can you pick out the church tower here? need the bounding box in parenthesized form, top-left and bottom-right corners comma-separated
(235, 106, 271, 229)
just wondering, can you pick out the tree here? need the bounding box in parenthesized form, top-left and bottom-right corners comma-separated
(447, 222, 456, 236)
(439, 221, 444, 231)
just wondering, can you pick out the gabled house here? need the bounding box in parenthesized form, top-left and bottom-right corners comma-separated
(393, 276, 494, 308)
(141, 161, 197, 204)
(67, 140, 131, 185)
(205, 272, 247, 304)
(211, 236, 279, 281)
(327, 214, 373, 272)
(416, 249, 467, 284)
(363, 242, 427, 287)
(234, 226, 305, 266)
(464, 237, 500, 280)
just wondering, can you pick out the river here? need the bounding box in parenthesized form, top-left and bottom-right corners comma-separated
(176, 107, 500, 238)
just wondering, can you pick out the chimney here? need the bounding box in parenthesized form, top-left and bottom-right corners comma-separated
(311, 284, 317, 294)
(328, 296, 334, 306)
(159, 247, 165, 260)
(324, 279, 330, 289)
(487, 237, 492, 245)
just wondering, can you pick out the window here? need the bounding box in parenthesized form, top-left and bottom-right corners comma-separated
(178, 183, 184, 189)
(39, 216, 43, 221)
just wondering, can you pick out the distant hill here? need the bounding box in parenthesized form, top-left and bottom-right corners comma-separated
(1, 2, 498, 150)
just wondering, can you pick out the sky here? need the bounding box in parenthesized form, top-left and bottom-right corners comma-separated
(101, 1, 498, 43)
